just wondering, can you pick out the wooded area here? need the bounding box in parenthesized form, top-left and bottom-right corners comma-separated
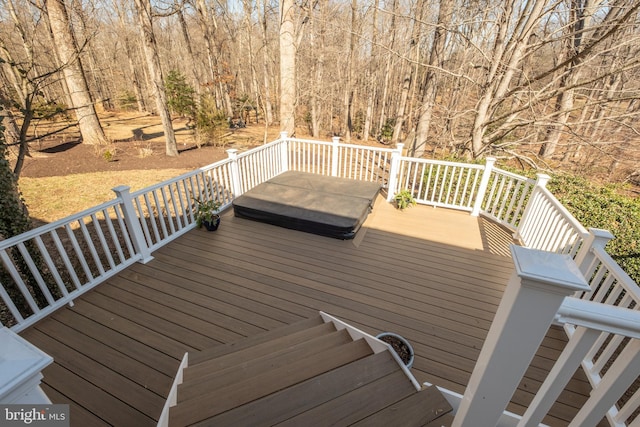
(1, 0, 639, 183)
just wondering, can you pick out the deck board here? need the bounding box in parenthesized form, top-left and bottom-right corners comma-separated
(20, 200, 603, 426)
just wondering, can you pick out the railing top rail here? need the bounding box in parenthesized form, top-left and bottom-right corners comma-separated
(591, 245, 640, 300)
(0, 198, 122, 251)
(287, 137, 397, 154)
(557, 297, 640, 339)
(234, 139, 284, 160)
(128, 170, 197, 198)
(286, 137, 332, 145)
(125, 158, 234, 199)
(536, 185, 589, 236)
(398, 156, 486, 169)
(492, 167, 535, 182)
(196, 156, 232, 172)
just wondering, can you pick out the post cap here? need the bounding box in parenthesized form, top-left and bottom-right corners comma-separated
(511, 245, 590, 293)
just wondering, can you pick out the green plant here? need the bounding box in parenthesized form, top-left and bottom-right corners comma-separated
(394, 189, 416, 210)
(194, 198, 221, 228)
(165, 70, 196, 119)
(352, 110, 365, 135)
(377, 118, 396, 143)
(195, 94, 228, 147)
(547, 174, 640, 285)
(33, 100, 69, 120)
(116, 91, 138, 111)
(102, 148, 116, 162)
(0, 117, 55, 324)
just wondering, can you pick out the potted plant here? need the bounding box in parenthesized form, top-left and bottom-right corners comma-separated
(394, 189, 417, 210)
(194, 198, 221, 231)
(376, 332, 415, 368)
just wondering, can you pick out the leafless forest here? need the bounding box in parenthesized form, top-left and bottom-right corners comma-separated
(1, 0, 640, 183)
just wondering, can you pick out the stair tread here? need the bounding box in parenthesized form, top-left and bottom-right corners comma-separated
(350, 385, 453, 427)
(425, 412, 455, 427)
(169, 338, 373, 425)
(178, 328, 353, 401)
(189, 315, 325, 365)
(275, 369, 416, 426)
(184, 321, 336, 380)
(204, 351, 400, 427)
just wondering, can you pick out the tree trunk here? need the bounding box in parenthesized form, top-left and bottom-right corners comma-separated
(412, 0, 453, 157)
(362, 0, 380, 142)
(177, 8, 201, 97)
(45, 0, 108, 146)
(242, 0, 261, 125)
(260, 0, 274, 126)
(377, 0, 397, 140)
(392, 0, 424, 145)
(309, 0, 327, 138)
(342, 0, 358, 141)
(469, 0, 546, 157)
(133, 0, 178, 156)
(279, 0, 296, 135)
(195, 0, 234, 118)
(540, 0, 597, 159)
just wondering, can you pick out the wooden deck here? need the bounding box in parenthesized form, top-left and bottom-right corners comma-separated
(20, 197, 601, 426)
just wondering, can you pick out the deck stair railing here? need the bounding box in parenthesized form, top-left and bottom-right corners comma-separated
(451, 246, 640, 427)
(1, 135, 639, 425)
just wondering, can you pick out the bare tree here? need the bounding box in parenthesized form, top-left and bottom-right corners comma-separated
(279, 0, 296, 135)
(539, 0, 640, 159)
(411, 0, 454, 157)
(117, 4, 147, 112)
(362, 0, 380, 142)
(195, 0, 233, 118)
(392, 0, 425, 146)
(342, 0, 358, 142)
(176, 2, 201, 97)
(260, 0, 274, 127)
(132, 0, 179, 156)
(45, 0, 108, 146)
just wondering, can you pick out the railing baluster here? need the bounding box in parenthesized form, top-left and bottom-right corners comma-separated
(569, 340, 640, 427)
(518, 327, 601, 427)
(34, 236, 70, 300)
(66, 223, 94, 281)
(153, 189, 169, 238)
(16, 242, 55, 306)
(0, 249, 41, 314)
(90, 213, 116, 271)
(103, 212, 126, 265)
(0, 280, 25, 324)
(50, 229, 82, 290)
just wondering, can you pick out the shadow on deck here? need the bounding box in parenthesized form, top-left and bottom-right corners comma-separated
(20, 199, 597, 426)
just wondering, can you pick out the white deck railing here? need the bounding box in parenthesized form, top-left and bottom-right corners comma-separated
(451, 246, 640, 427)
(1, 135, 639, 425)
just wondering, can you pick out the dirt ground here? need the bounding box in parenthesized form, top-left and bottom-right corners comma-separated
(17, 112, 285, 178)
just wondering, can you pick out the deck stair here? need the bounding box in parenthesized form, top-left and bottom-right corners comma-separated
(161, 313, 453, 426)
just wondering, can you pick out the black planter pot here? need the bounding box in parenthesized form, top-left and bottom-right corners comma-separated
(203, 216, 221, 231)
(376, 332, 414, 368)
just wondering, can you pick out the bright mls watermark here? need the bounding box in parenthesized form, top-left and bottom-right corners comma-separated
(0, 405, 69, 427)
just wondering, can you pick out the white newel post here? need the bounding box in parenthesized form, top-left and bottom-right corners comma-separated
(226, 149, 243, 197)
(0, 327, 53, 404)
(386, 143, 404, 202)
(513, 173, 551, 243)
(452, 246, 590, 427)
(112, 185, 154, 264)
(471, 157, 496, 216)
(279, 132, 289, 173)
(331, 136, 340, 177)
(573, 228, 614, 279)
